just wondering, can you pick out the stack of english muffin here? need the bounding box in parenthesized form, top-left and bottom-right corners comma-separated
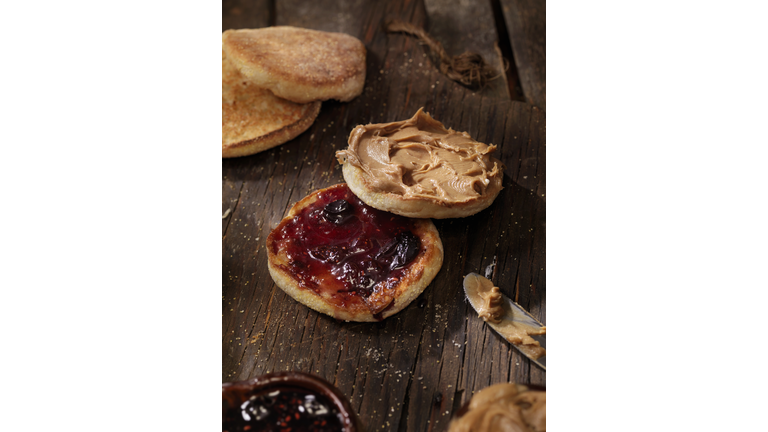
(222, 27, 366, 158)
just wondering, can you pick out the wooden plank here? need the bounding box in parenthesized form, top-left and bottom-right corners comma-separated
(499, 0, 546, 110)
(222, 0, 270, 31)
(275, 0, 368, 38)
(423, 0, 510, 99)
(221, 1, 546, 430)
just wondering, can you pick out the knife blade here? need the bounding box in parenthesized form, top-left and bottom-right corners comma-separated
(463, 272, 546, 370)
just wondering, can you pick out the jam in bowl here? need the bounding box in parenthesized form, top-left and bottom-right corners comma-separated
(222, 371, 362, 432)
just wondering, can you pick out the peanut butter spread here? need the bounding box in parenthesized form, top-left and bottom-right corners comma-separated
(335, 108, 503, 204)
(464, 273, 546, 360)
(448, 383, 546, 432)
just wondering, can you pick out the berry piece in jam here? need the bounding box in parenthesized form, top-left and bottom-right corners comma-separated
(322, 199, 354, 224)
(376, 231, 421, 270)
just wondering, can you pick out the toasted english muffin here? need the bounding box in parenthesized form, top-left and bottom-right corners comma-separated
(336, 109, 504, 219)
(266, 184, 443, 322)
(222, 49, 321, 158)
(222, 26, 366, 104)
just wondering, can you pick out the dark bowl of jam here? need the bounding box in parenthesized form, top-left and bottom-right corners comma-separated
(222, 371, 362, 432)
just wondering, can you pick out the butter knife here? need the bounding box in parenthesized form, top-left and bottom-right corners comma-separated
(463, 272, 546, 370)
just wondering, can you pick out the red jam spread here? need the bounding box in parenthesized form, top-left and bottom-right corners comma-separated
(223, 385, 344, 432)
(269, 184, 422, 316)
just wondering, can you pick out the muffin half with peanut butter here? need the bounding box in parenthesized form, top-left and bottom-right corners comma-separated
(335, 109, 504, 219)
(448, 383, 545, 432)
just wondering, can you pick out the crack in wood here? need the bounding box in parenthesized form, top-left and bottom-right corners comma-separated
(222, 181, 245, 239)
(397, 315, 427, 429)
(490, 0, 525, 102)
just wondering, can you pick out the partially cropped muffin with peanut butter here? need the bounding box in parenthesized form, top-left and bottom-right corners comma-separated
(448, 383, 545, 432)
(336, 109, 504, 218)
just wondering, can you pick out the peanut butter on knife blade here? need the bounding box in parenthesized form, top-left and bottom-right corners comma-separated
(463, 273, 546, 362)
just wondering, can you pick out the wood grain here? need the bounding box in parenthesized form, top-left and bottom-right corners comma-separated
(499, 0, 546, 110)
(223, 1, 546, 430)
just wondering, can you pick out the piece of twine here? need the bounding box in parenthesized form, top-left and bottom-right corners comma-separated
(385, 19, 502, 88)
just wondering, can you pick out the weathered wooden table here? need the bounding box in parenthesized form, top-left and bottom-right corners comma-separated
(223, 0, 545, 430)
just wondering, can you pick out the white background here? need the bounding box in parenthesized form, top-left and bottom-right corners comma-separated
(1, 0, 766, 430)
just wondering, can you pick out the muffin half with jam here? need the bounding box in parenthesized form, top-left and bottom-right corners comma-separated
(266, 183, 443, 321)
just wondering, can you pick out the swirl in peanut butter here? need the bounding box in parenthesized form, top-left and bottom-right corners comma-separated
(336, 108, 503, 204)
(448, 383, 546, 432)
